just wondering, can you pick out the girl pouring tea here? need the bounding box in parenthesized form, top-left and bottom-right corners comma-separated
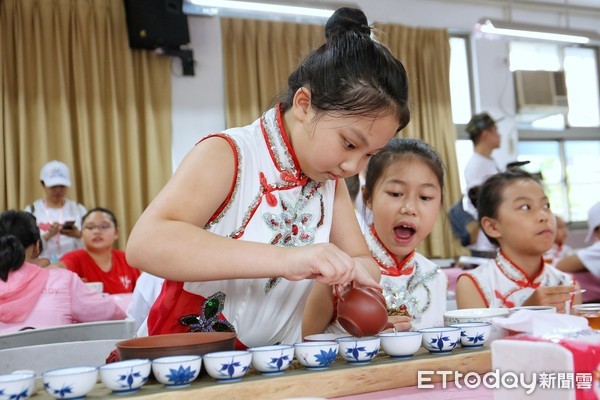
(126, 8, 411, 348)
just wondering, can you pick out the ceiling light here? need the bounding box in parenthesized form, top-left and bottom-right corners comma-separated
(476, 18, 600, 44)
(183, 0, 338, 19)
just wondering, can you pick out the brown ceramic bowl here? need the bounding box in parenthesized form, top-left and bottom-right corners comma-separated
(116, 332, 237, 360)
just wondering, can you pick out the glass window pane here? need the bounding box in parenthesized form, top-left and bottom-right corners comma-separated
(564, 47, 600, 127)
(455, 139, 473, 193)
(517, 141, 562, 184)
(450, 37, 472, 124)
(544, 183, 567, 219)
(569, 183, 600, 222)
(564, 141, 600, 183)
(564, 141, 600, 221)
(509, 42, 561, 71)
(518, 141, 567, 219)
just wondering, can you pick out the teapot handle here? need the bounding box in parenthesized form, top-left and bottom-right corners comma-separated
(334, 282, 354, 301)
(334, 282, 385, 303)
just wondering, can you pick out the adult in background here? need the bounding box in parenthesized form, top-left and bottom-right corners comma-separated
(58, 207, 140, 294)
(25, 160, 86, 263)
(0, 210, 125, 333)
(462, 112, 502, 258)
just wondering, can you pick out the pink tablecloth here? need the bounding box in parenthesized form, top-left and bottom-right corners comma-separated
(331, 381, 493, 399)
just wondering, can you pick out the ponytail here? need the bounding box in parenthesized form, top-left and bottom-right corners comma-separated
(0, 210, 41, 281)
(0, 235, 25, 282)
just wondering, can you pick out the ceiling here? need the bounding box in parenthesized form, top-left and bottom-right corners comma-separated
(492, 0, 600, 12)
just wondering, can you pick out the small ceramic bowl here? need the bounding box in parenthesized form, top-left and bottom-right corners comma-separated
(509, 306, 557, 314)
(418, 327, 460, 354)
(151, 355, 202, 388)
(336, 336, 380, 365)
(203, 351, 252, 383)
(99, 359, 151, 394)
(11, 370, 37, 395)
(0, 372, 35, 400)
(42, 366, 98, 399)
(303, 333, 346, 342)
(294, 341, 339, 371)
(378, 331, 423, 358)
(443, 308, 509, 341)
(450, 322, 492, 348)
(248, 345, 295, 375)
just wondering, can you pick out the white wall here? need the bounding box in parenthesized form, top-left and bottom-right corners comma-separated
(170, 0, 600, 170)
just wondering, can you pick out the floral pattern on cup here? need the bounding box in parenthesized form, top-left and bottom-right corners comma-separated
(42, 366, 98, 400)
(99, 359, 151, 394)
(0, 372, 35, 400)
(294, 342, 339, 370)
(418, 327, 460, 354)
(114, 367, 146, 391)
(203, 351, 252, 383)
(152, 355, 202, 388)
(337, 336, 380, 365)
(450, 322, 492, 348)
(249, 345, 294, 375)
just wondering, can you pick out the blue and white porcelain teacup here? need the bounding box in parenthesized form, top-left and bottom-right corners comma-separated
(418, 326, 460, 354)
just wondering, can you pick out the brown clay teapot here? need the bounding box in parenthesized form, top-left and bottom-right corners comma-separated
(335, 283, 392, 337)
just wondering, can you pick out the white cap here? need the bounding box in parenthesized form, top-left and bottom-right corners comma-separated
(585, 201, 600, 243)
(40, 160, 71, 187)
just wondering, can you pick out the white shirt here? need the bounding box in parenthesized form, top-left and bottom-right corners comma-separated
(578, 241, 600, 276)
(463, 152, 500, 253)
(25, 199, 86, 262)
(462, 152, 500, 218)
(127, 272, 164, 332)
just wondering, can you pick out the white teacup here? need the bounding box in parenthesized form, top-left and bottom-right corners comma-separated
(509, 306, 557, 315)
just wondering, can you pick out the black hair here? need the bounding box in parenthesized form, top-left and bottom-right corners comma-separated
(0, 210, 41, 282)
(82, 207, 118, 228)
(363, 137, 445, 205)
(344, 174, 361, 203)
(477, 169, 542, 246)
(278, 7, 410, 131)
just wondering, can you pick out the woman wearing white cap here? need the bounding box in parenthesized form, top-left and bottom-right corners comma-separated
(557, 201, 600, 275)
(24, 160, 87, 263)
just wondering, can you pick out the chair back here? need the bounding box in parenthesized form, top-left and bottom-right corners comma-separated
(0, 318, 135, 350)
(0, 339, 120, 375)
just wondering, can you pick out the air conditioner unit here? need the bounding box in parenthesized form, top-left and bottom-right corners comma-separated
(514, 70, 569, 121)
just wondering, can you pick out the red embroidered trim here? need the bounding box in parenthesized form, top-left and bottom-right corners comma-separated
(199, 134, 239, 224)
(370, 225, 415, 276)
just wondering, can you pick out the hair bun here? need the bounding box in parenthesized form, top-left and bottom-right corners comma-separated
(325, 7, 370, 40)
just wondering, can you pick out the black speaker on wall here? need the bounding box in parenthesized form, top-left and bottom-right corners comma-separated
(123, 0, 190, 50)
(123, 0, 194, 75)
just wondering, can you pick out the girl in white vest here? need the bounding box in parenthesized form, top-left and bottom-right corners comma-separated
(456, 170, 582, 312)
(126, 7, 411, 348)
